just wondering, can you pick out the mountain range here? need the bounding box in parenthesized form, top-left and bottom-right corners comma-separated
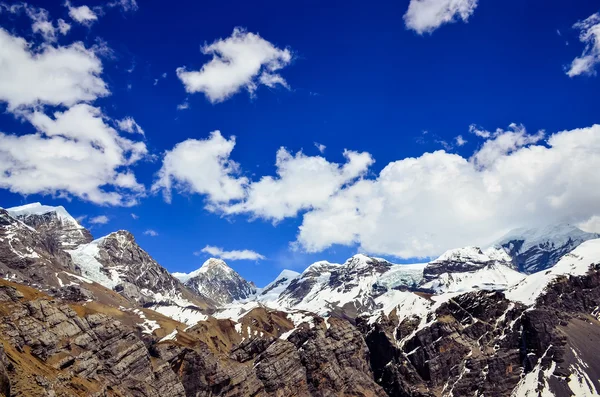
(0, 202, 599, 396)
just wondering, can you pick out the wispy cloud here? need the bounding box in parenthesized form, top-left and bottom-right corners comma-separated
(195, 245, 265, 261)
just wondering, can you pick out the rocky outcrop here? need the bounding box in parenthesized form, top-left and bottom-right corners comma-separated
(155, 314, 386, 397)
(0, 209, 75, 289)
(0, 281, 186, 396)
(6, 203, 93, 249)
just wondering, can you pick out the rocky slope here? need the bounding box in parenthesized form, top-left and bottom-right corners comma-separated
(0, 209, 75, 289)
(69, 230, 211, 308)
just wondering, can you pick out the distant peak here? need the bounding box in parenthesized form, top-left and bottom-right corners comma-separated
(173, 258, 235, 283)
(275, 269, 300, 281)
(200, 258, 231, 272)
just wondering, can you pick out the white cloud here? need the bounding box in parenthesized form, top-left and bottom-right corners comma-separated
(176, 27, 292, 103)
(220, 148, 374, 221)
(65, 1, 98, 26)
(470, 123, 544, 168)
(116, 116, 145, 135)
(176, 100, 189, 110)
(131, 213, 139, 219)
(0, 3, 71, 42)
(455, 135, 467, 146)
(566, 12, 600, 77)
(469, 123, 491, 138)
(296, 124, 600, 258)
(578, 215, 600, 233)
(0, 27, 108, 110)
(107, 0, 138, 12)
(0, 104, 147, 205)
(152, 131, 248, 203)
(89, 215, 109, 224)
(404, 0, 478, 34)
(314, 142, 326, 153)
(144, 229, 158, 236)
(57, 19, 71, 35)
(156, 124, 600, 258)
(197, 245, 265, 261)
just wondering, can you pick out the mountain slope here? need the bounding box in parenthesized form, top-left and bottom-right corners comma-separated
(174, 258, 256, 305)
(68, 230, 210, 308)
(494, 223, 599, 273)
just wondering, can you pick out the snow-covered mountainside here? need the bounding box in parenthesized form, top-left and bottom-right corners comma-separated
(419, 246, 523, 293)
(6, 202, 92, 249)
(494, 223, 599, 273)
(506, 238, 600, 305)
(175, 258, 256, 305)
(255, 269, 300, 303)
(272, 255, 427, 318)
(68, 230, 208, 308)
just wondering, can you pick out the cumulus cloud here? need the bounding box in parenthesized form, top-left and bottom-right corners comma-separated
(469, 123, 544, 168)
(0, 28, 108, 110)
(152, 131, 248, 203)
(296, 124, 600, 258)
(176, 27, 292, 103)
(154, 131, 373, 221)
(0, 104, 147, 205)
(404, 0, 478, 34)
(65, 1, 98, 26)
(196, 245, 265, 261)
(221, 149, 374, 221)
(89, 215, 109, 224)
(566, 12, 600, 77)
(143, 229, 158, 236)
(156, 123, 600, 259)
(116, 116, 145, 135)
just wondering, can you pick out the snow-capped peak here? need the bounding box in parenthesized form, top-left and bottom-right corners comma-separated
(173, 258, 234, 283)
(272, 269, 301, 283)
(493, 223, 600, 273)
(493, 223, 598, 254)
(6, 202, 83, 229)
(432, 246, 511, 264)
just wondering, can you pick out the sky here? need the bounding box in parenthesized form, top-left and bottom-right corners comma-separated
(0, 0, 599, 286)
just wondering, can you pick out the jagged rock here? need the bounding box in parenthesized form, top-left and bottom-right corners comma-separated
(0, 284, 186, 396)
(69, 230, 210, 308)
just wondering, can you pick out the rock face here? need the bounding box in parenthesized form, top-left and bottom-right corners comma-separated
(494, 223, 599, 273)
(175, 258, 256, 305)
(0, 209, 74, 289)
(154, 313, 387, 397)
(0, 281, 186, 396)
(6, 202, 93, 249)
(69, 230, 209, 308)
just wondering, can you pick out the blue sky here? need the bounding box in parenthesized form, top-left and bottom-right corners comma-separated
(0, 0, 599, 286)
